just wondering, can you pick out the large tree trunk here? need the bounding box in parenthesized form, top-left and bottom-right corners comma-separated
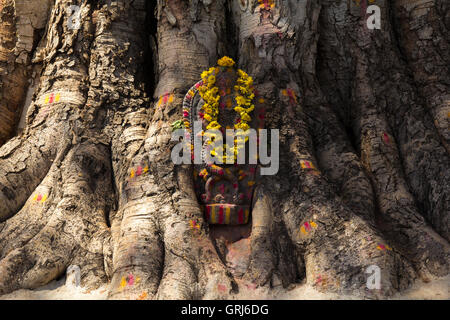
(0, 0, 448, 299)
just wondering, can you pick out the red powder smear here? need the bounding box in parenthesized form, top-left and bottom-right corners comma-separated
(36, 194, 43, 202)
(378, 243, 386, 250)
(195, 83, 201, 89)
(198, 112, 204, 119)
(261, 0, 270, 9)
(287, 89, 297, 104)
(383, 133, 389, 144)
(183, 111, 189, 117)
(259, 108, 266, 118)
(218, 206, 224, 224)
(304, 221, 311, 231)
(127, 274, 135, 286)
(246, 283, 257, 290)
(238, 208, 244, 224)
(49, 93, 55, 104)
(163, 94, 169, 103)
(361, 0, 367, 17)
(218, 284, 227, 292)
(136, 166, 143, 176)
(205, 206, 211, 221)
(316, 275, 323, 284)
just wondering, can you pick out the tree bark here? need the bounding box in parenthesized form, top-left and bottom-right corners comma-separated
(0, 0, 448, 299)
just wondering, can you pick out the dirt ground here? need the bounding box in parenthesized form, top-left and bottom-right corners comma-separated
(0, 275, 448, 300)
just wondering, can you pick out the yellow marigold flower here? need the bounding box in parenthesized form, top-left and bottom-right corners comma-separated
(207, 81, 216, 89)
(241, 113, 251, 122)
(217, 56, 236, 67)
(207, 121, 221, 130)
(237, 69, 248, 78)
(236, 96, 247, 105)
(235, 123, 250, 131)
(200, 169, 209, 179)
(234, 106, 245, 113)
(239, 87, 250, 95)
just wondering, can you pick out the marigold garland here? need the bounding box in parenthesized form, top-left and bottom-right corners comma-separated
(218, 56, 236, 67)
(198, 57, 255, 163)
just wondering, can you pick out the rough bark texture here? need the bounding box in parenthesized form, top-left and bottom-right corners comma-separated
(0, 0, 448, 299)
